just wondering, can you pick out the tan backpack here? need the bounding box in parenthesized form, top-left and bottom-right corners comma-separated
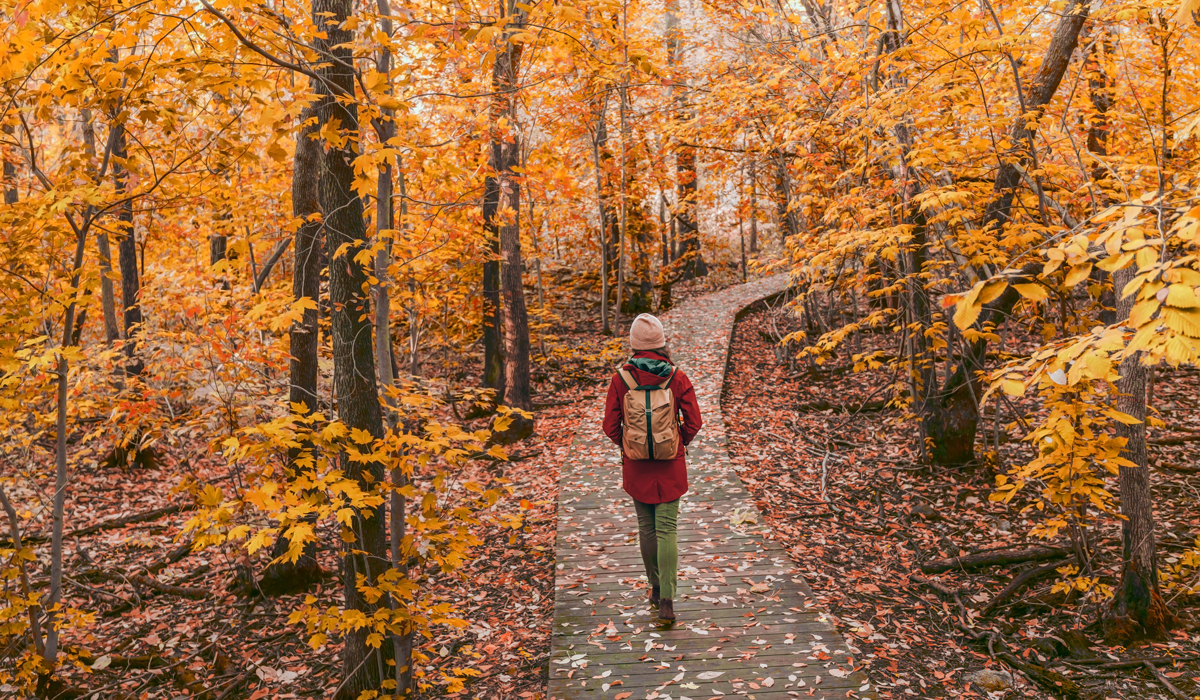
(616, 362, 681, 461)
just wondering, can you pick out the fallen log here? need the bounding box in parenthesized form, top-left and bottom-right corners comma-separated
(795, 399, 890, 414)
(1149, 434, 1200, 446)
(130, 573, 209, 600)
(921, 545, 1067, 574)
(1072, 654, 1200, 670)
(1156, 462, 1200, 474)
(1, 503, 196, 547)
(88, 652, 175, 670)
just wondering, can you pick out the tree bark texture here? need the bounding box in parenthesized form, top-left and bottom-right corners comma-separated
(1084, 25, 1116, 324)
(112, 120, 144, 377)
(312, 1, 394, 695)
(665, 0, 705, 280)
(2, 124, 16, 206)
(1104, 265, 1172, 642)
(481, 175, 505, 399)
(592, 95, 620, 302)
(774, 152, 799, 243)
(980, 0, 1090, 233)
(590, 102, 611, 334)
(620, 128, 652, 314)
(748, 158, 758, 253)
(79, 112, 121, 345)
(261, 104, 323, 596)
(491, 0, 533, 414)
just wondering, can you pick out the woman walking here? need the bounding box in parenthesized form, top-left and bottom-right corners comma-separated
(603, 313, 703, 622)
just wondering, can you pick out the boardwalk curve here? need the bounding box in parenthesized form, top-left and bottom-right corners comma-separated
(549, 276, 875, 700)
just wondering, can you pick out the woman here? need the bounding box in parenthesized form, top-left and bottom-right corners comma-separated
(602, 313, 703, 622)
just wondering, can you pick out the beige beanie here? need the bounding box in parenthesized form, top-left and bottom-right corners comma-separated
(629, 313, 665, 350)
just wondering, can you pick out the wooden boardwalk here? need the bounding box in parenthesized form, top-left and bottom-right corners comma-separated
(549, 276, 875, 700)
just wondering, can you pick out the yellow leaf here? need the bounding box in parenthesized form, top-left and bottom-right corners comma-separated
(1013, 283, 1048, 302)
(1136, 247, 1158, 271)
(1105, 408, 1143, 425)
(322, 421, 348, 442)
(364, 70, 389, 94)
(1166, 284, 1199, 308)
(1083, 353, 1111, 379)
(1063, 263, 1093, 288)
(1096, 252, 1132, 272)
(198, 484, 224, 508)
(978, 279, 1008, 305)
(350, 427, 375, 444)
(319, 116, 346, 149)
(1001, 379, 1025, 397)
(953, 280, 985, 329)
(1173, 0, 1200, 24)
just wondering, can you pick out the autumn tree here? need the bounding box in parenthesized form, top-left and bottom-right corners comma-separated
(485, 0, 534, 435)
(311, 0, 395, 693)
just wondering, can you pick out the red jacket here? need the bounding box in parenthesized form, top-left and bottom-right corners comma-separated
(603, 351, 702, 504)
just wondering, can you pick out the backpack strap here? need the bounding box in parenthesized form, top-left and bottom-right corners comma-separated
(623, 365, 678, 391)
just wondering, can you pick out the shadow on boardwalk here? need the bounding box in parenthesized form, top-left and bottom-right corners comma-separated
(549, 275, 876, 700)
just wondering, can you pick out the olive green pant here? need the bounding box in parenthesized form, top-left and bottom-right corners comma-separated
(633, 498, 680, 600)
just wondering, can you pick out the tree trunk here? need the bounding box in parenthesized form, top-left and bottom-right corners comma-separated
(259, 104, 323, 597)
(2, 123, 16, 206)
(481, 175, 505, 399)
(112, 120, 144, 377)
(774, 152, 799, 243)
(620, 126, 652, 315)
(665, 0, 706, 280)
(592, 94, 620, 305)
(980, 0, 1090, 233)
(659, 192, 670, 268)
(1103, 265, 1173, 643)
(42, 187, 92, 681)
(372, 2, 414, 690)
(748, 158, 758, 253)
(925, 0, 1090, 465)
(491, 0, 533, 420)
(1085, 25, 1116, 324)
(615, 83, 629, 319)
(312, 1, 394, 695)
(80, 111, 121, 347)
(590, 98, 611, 335)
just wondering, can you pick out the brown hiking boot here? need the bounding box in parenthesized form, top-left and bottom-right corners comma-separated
(649, 585, 661, 607)
(658, 598, 675, 622)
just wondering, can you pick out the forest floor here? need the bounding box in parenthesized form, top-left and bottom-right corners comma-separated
(722, 299, 1200, 700)
(24, 265, 1200, 700)
(0, 270, 746, 700)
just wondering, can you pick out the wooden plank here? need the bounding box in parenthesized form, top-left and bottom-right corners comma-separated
(548, 276, 876, 700)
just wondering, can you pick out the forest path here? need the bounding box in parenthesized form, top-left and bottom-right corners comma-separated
(548, 275, 875, 700)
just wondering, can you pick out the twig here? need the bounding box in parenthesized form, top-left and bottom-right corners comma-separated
(1143, 660, 1189, 700)
(214, 668, 257, 700)
(913, 573, 969, 624)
